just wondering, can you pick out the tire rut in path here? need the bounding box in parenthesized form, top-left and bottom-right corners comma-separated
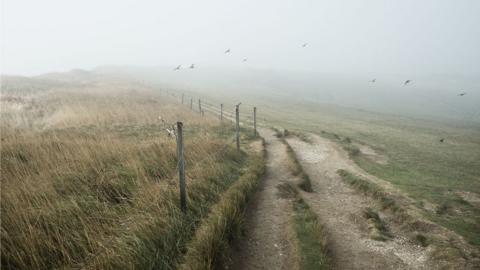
(229, 128, 296, 270)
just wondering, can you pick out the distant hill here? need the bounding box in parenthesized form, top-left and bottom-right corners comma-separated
(95, 66, 480, 124)
(36, 69, 101, 84)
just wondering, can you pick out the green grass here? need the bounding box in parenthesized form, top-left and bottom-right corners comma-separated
(354, 152, 480, 246)
(260, 101, 480, 247)
(293, 196, 330, 269)
(179, 150, 266, 270)
(337, 169, 480, 263)
(276, 182, 330, 270)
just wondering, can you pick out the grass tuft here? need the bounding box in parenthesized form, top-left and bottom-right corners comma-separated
(414, 233, 430, 247)
(277, 182, 299, 199)
(276, 182, 330, 270)
(292, 194, 330, 269)
(362, 208, 391, 241)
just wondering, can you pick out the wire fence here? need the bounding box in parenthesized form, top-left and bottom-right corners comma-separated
(76, 120, 244, 269)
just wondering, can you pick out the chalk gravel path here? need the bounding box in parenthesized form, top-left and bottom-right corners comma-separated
(230, 128, 297, 270)
(231, 129, 439, 270)
(286, 134, 433, 270)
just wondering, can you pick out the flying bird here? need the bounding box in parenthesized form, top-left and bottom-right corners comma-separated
(439, 138, 445, 143)
(302, 43, 308, 47)
(243, 58, 248, 62)
(458, 92, 467, 96)
(189, 64, 195, 69)
(404, 80, 411, 85)
(173, 65, 181, 71)
(224, 48, 231, 54)
(370, 79, 376, 83)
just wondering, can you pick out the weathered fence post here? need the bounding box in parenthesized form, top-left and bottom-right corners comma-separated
(190, 98, 193, 110)
(253, 107, 257, 137)
(220, 104, 224, 122)
(198, 99, 202, 115)
(177, 122, 186, 213)
(236, 104, 240, 151)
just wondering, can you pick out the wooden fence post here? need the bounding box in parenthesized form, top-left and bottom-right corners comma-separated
(253, 107, 257, 137)
(177, 122, 186, 213)
(220, 104, 224, 122)
(198, 99, 202, 115)
(236, 104, 240, 151)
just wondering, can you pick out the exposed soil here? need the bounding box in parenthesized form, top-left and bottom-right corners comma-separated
(286, 134, 434, 269)
(456, 191, 480, 208)
(229, 128, 297, 270)
(229, 129, 479, 269)
(354, 142, 388, 165)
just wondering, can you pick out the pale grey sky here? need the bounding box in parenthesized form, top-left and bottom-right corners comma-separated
(1, 0, 480, 76)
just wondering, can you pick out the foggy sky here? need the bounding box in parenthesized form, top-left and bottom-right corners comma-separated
(2, 0, 480, 76)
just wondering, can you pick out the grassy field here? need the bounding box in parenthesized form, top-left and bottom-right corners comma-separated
(261, 100, 480, 247)
(0, 75, 263, 269)
(135, 84, 480, 248)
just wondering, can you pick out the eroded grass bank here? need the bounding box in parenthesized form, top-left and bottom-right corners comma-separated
(273, 128, 313, 192)
(179, 140, 266, 270)
(337, 169, 480, 268)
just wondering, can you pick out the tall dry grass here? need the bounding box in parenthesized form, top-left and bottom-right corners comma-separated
(0, 76, 253, 269)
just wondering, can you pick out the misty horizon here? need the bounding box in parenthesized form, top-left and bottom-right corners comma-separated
(2, 0, 480, 77)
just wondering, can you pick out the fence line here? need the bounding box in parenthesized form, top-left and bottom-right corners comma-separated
(159, 91, 261, 216)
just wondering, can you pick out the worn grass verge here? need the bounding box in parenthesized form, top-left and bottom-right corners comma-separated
(363, 208, 392, 241)
(320, 131, 360, 158)
(337, 169, 480, 267)
(283, 129, 313, 144)
(285, 143, 313, 192)
(337, 169, 401, 212)
(293, 198, 330, 269)
(277, 182, 330, 270)
(274, 128, 313, 192)
(178, 143, 266, 270)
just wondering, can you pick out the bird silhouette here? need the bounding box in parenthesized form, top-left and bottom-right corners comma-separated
(440, 138, 445, 143)
(224, 48, 231, 54)
(173, 65, 181, 71)
(189, 64, 195, 69)
(404, 80, 411, 85)
(302, 43, 308, 47)
(243, 58, 248, 62)
(458, 92, 467, 96)
(370, 79, 376, 83)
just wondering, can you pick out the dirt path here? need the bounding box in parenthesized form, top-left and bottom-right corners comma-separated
(230, 128, 297, 270)
(286, 134, 433, 270)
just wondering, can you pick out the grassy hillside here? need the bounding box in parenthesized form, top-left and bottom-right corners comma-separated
(0, 75, 262, 269)
(107, 65, 479, 247)
(262, 100, 480, 247)
(96, 66, 480, 124)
